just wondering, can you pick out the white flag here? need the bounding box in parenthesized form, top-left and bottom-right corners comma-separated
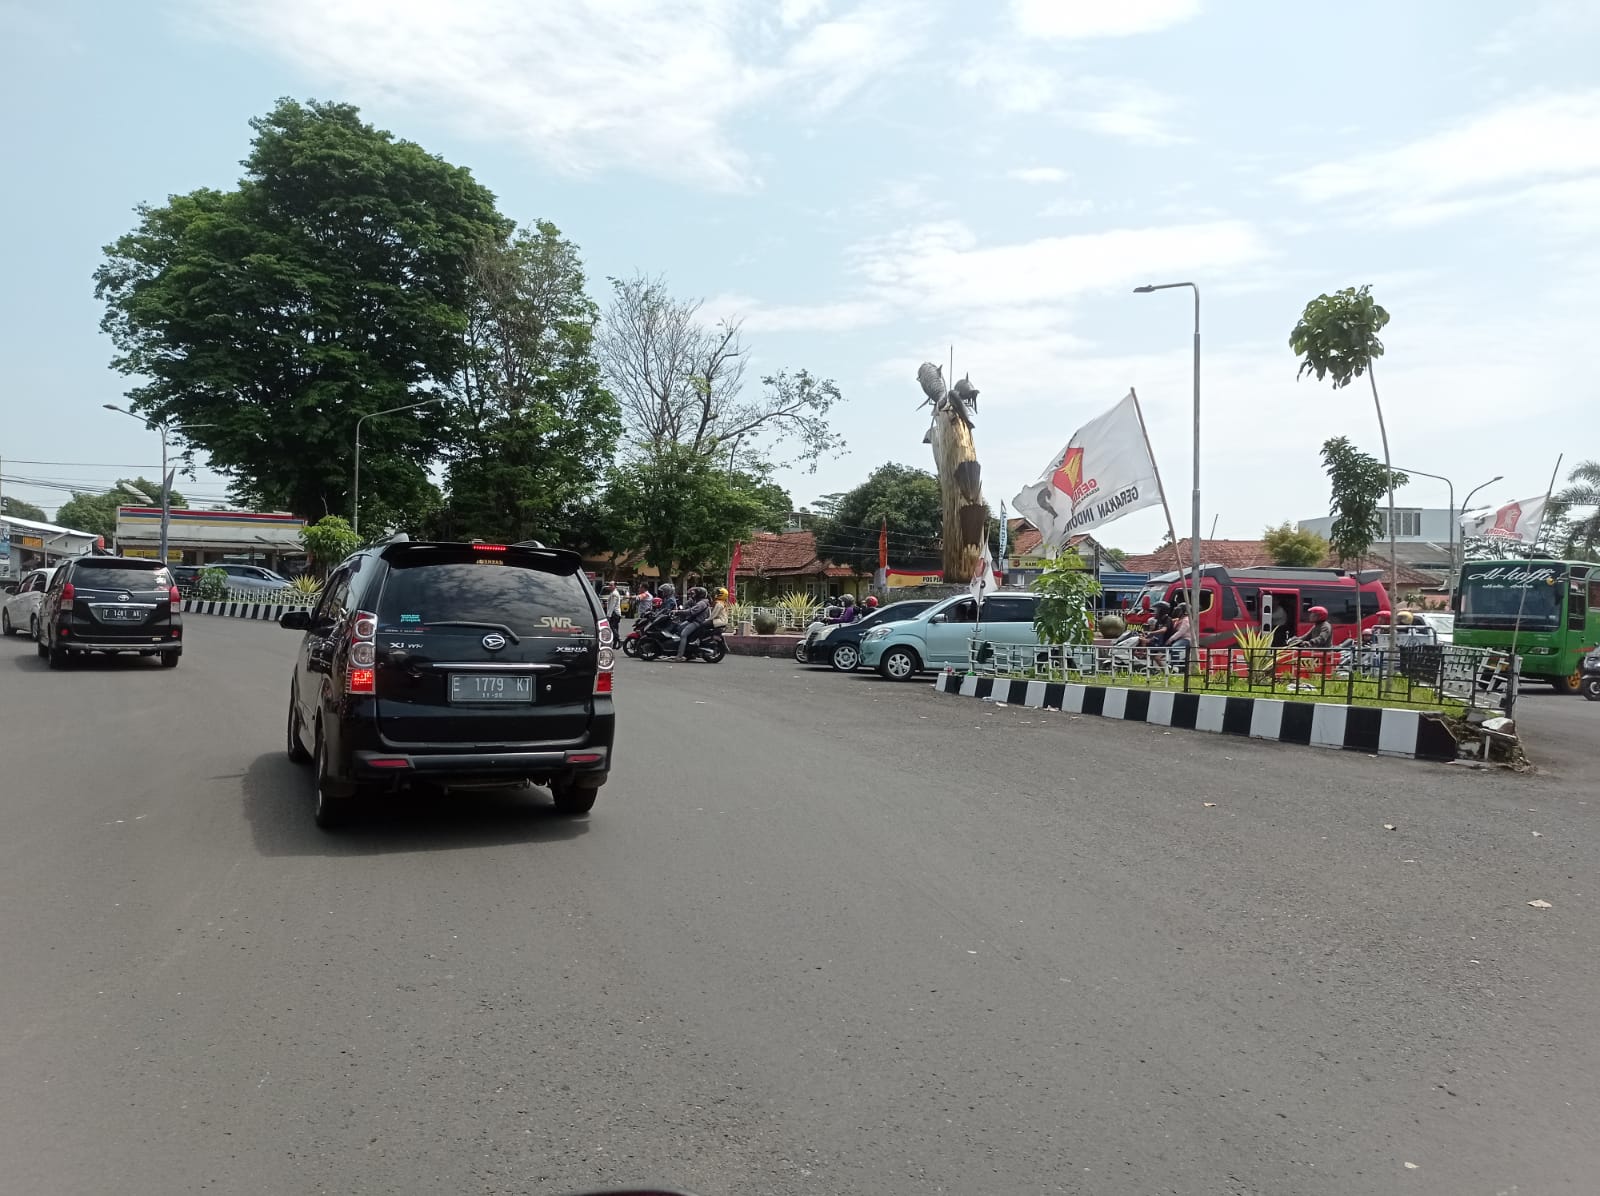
(1460, 495, 1548, 545)
(969, 543, 994, 606)
(1011, 391, 1162, 552)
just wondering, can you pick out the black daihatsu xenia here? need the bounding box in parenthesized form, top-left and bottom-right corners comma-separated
(280, 541, 616, 828)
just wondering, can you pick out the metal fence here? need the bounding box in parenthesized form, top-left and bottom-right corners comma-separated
(967, 638, 1518, 714)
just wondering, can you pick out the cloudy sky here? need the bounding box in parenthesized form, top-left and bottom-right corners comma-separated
(3, 0, 1596, 553)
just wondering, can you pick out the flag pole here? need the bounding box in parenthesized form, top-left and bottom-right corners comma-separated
(1129, 388, 1193, 616)
(1507, 454, 1564, 684)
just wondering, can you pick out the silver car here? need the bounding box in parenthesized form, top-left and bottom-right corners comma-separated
(2, 566, 58, 638)
(213, 563, 293, 595)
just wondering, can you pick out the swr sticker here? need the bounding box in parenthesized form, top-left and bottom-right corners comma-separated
(537, 616, 584, 633)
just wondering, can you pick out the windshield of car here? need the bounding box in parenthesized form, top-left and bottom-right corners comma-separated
(1458, 563, 1564, 630)
(377, 560, 595, 635)
(71, 563, 173, 590)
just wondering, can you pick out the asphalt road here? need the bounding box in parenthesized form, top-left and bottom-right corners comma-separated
(2, 618, 1598, 1196)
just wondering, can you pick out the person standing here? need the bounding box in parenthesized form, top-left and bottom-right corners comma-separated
(601, 582, 622, 643)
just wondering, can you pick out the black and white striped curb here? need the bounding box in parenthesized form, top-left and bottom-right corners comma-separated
(182, 599, 298, 621)
(934, 672, 1459, 762)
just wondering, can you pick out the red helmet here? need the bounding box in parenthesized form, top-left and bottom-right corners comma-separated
(1309, 605, 1328, 621)
(864, 595, 879, 608)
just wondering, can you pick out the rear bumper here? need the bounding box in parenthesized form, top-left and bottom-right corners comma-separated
(350, 747, 609, 785)
(61, 638, 181, 653)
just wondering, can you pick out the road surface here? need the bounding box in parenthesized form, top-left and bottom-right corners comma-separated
(2, 617, 1597, 1195)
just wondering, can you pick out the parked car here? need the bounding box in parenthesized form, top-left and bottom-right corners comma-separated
(2, 566, 58, 638)
(859, 591, 1042, 681)
(801, 600, 935, 671)
(171, 564, 204, 595)
(214, 563, 292, 594)
(279, 540, 615, 828)
(34, 556, 183, 669)
(1416, 611, 1454, 644)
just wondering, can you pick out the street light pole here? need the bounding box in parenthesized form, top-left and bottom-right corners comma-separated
(1134, 282, 1202, 629)
(102, 405, 216, 562)
(353, 397, 443, 536)
(1458, 474, 1504, 593)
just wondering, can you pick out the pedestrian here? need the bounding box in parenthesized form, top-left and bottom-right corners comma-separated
(601, 582, 622, 642)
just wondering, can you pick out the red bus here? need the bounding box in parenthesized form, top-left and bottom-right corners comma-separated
(1131, 565, 1392, 647)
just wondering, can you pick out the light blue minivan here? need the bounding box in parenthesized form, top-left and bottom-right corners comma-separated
(857, 591, 1042, 681)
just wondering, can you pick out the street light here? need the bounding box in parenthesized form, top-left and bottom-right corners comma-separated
(1133, 282, 1202, 626)
(102, 405, 217, 563)
(1458, 474, 1504, 587)
(353, 397, 443, 536)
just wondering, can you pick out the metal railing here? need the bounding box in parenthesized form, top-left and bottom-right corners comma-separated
(967, 638, 1518, 713)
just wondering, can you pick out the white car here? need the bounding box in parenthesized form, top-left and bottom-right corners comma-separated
(212, 563, 293, 595)
(1, 566, 58, 638)
(1417, 612, 1454, 644)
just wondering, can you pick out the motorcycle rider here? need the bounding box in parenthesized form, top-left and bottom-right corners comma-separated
(827, 594, 859, 624)
(657, 583, 679, 617)
(676, 586, 711, 660)
(1289, 605, 1332, 649)
(709, 587, 730, 634)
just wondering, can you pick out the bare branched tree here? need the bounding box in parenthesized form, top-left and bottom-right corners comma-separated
(599, 272, 845, 471)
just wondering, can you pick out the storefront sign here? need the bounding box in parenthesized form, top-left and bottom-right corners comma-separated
(17, 534, 44, 550)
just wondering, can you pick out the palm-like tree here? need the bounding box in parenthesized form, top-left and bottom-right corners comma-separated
(1553, 460, 1600, 560)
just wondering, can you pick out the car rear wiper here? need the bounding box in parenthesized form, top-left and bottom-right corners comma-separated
(423, 621, 522, 644)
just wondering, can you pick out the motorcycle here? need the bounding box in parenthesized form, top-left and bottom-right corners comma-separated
(636, 614, 727, 663)
(621, 606, 666, 658)
(1582, 650, 1600, 701)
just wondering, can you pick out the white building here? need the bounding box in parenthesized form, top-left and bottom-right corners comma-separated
(0, 514, 100, 578)
(1298, 507, 1457, 584)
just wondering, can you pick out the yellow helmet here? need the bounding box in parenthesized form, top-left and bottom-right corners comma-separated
(716, 586, 729, 599)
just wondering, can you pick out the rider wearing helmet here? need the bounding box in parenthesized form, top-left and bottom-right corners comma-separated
(676, 586, 712, 660)
(1291, 605, 1332, 649)
(863, 595, 879, 610)
(1140, 600, 1174, 647)
(710, 587, 730, 632)
(1167, 601, 1193, 648)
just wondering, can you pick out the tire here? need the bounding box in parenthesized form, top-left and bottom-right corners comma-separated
(793, 641, 809, 663)
(878, 646, 920, 681)
(702, 639, 727, 663)
(1583, 677, 1600, 702)
(29, 614, 37, 640)
(1552, 669, 1583, 695)
(551, 781, 599, 816)
(160, 652, 180, 669)
(1, 609, 12, 636)
(313, 725, 352, 829)
(286, 688, 312, 763)
(622, 637, 639, 658)
(637, 638, 662, 661)
(47, 642, 69, 670)
(830, 643, 860, 672)
(36, 634, 48, 658)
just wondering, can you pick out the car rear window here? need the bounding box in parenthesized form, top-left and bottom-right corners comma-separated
(72, 563, 173, 590)
(376, 560, 595, 634)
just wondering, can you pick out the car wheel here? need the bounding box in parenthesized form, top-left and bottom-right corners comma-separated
(36, 633, 48, 658)
(830, 643, 860, 672)
(47, 641, 69, 670)
(878, 646, 919, 681)
(313, 725, 351, 829)
(793, 641, 809, 663)
(160, 652, 180, 668)
(1553, 668, 1583, 695)
(637, 638, 662, 661)
(550, 781, 599, 816)
(1583, 677, 1600, 702)
(1, 609, 12, 636)
(29, 614, 38, 640)
(286, 688, 312, 763)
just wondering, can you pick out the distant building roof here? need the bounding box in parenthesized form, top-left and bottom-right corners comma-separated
(734, 530, 863, 579)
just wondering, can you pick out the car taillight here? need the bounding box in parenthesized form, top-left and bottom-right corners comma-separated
(61, 582, 75, 610)
(169, 585, 181, 613)
(595, 627, 614, 695)
(347, 610, 377, 695)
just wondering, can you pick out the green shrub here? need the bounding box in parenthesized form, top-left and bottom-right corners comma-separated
(1031, 552, 1102, 646)
(753, 612, 780, 635)
(194, 568, 227, 601)
(1097, 613, 1126, 638)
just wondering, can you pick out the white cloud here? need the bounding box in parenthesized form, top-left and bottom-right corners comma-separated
(958, 54, 1186, 143)
(193, 0, 925, 191)
(705, 294, 892, 333)
(1011, 0, 1200, 40)
(1008, 166, 1070, 184)
(1281, 90, 1600, 206)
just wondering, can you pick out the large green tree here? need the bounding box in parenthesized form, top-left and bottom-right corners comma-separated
(55, 478, 187, 541)
(94, 98, 509, 521)
(2, 497, 48, 522)
(812, 463, 944, 573)
(602, 446, 789, 584)
(432, 222, 620, 545)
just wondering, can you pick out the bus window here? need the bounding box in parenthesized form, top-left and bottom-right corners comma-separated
(1588, 571, 1600, 613)
(1568, 572, 1587, 631)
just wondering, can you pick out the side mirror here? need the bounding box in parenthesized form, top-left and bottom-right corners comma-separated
(278, 609, 312, 631)
(929, 612, 947, 624)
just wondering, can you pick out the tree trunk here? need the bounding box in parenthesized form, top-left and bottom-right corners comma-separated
(919, 366, 987, 581)
(1369, 364, 1399, 687)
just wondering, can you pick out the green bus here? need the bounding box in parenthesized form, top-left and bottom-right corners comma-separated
(1455, 560, 1600, 693)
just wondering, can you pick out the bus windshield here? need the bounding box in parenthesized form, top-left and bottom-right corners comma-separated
(1458, 563, 1564, 631)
